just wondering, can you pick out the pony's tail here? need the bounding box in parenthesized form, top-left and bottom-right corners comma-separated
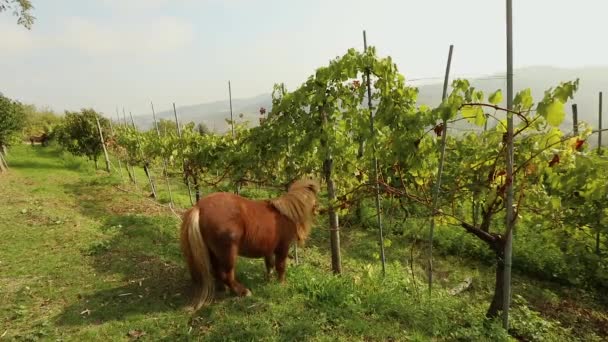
(180, 206, 214, 310)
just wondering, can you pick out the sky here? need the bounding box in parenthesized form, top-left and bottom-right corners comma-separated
(1, 0, 606, 118)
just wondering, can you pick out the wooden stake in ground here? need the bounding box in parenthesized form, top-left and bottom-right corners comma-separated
(0, 148, 8, 173)
(95, 115, 111, 173)
(173, 103, 194, 206)
(228, 81, 241, 196)
(363, 30, 387, 276)
(598, 92, 603, 155)
(597, 92, 603, 256)
(572, 104, 579, 135)
(110, 110, 125, 182)
(229, 81, 235, 139)
(151, 102, 175, 208)
(428, 44, 454, 295)
(503, 0, 515, 330)
(122, 108, 137, 185)
(321, 107, 342, 275)
(129, 111, 157, 199)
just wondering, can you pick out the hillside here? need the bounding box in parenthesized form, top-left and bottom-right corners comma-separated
(134, 66, 608, 135)
(417, 65, 608, 134)
(132, 93, 270, 133)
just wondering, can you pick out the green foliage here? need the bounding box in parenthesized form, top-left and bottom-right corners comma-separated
(82, 45, 606, 322)
(509, 295, 590, 341)
(489, 89, 503, 105)
(0, 92, 27, 147)
(56, 108, 110, 162)
(22, 104, 63, 138)
(154, 118, 177, 136)
(545, 151, 608, 287)
(0, 0, 34, 29)
(2, 145, 606, 341)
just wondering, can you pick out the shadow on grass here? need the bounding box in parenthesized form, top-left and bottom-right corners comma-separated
(53, 211, 193, 325)
(53, 177, 192, 326)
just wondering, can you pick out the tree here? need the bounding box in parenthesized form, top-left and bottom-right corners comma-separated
(22, 104, 63, 140)
(0, 93, 26, 147)
(432, 80, 580, 317)
(56, 109, 110, 168)
(0, 0, 35, 29)
(0, 93, 26, 172)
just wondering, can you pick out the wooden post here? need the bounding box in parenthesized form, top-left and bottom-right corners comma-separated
(122, 108, 127, 126)
(0, 148, 8, 173)
(503, 0, 515, 330)
(429, 44, 454, 295)
(95, 115, 111, 173)
(321, 105, 342, 274)
(572, 104, 579, 135)
(597, 93, 603, 256)
(324, 150, 342, 274)
(152, 102, 175, 208)
(282, 98, 300, 266)
(229, 81, 235, 138)
(476, 114, 489, 225)
(173, 103, 194, 206)
(363, 30, 386, 276)
(596, 203, 602, 256)
(110, 110, 125, 182)
(228, 81, 241, 195)
(122, 108, 137, 185)
(598, 92, 603, 155)
(130, 111, 157, 199)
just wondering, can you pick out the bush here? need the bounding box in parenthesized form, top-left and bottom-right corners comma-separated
(0, 93, 26, 148)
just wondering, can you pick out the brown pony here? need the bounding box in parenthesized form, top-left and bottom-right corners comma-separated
(29, 133, 49, 146)
(179, 179, 320, 310)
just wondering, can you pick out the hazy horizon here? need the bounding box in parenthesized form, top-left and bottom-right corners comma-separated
(2, 0, 607, 118)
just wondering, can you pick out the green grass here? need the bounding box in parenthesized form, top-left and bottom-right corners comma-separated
(0, 145, 606, 341)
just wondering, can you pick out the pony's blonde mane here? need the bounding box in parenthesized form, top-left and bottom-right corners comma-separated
(269, 179, 320, 243)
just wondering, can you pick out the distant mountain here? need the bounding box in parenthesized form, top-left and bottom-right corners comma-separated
(416, 65, 608, 134)
(132, 66, 608, 135)
(132, 93, 272, 133)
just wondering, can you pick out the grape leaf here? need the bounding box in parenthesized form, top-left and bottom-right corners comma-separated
(545, 100, 565, 127)
(488, 90, 503, 105)
(461, 105, 485, 127)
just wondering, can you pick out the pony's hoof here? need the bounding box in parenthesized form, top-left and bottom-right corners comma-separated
(243, 289, 252, 297)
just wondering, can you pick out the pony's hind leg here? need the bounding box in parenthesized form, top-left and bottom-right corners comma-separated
(209, 252, 228, 292)
(274, 246, 290, 283)
(215, 245, 251, 297)
(264, 255, 275, 280)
